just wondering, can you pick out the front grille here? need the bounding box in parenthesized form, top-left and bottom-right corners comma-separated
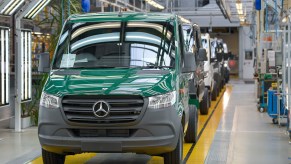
(71, 129, 136, 137)
(62, 95, 144, 124)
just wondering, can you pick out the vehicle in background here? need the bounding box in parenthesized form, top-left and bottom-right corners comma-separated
(216, 39, 226, 89)
(183, 23, 210, 115)
(201, 34, 219, 101)
(211, 38, 225, 92)
(223, 43, 230, 83)
(215, 39, 230, 86)
(38, 13, 198, 164)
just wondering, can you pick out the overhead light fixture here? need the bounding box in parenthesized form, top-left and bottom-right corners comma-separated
(24, 0, 52, 19)
(0, 28, 10, 106)
(178, 16, 191, 24)
(145, 0, 165, 10)
(236, 1, 244, 22)
(282, 16, 288, 23)
(20, 30, 32, 101)
(99, 0, 132, 11)
(0, 0, 25, 15)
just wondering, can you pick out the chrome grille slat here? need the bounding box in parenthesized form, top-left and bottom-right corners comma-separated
(62, 95, 144, 124)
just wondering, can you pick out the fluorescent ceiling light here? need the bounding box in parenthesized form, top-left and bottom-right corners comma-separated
(0, 28, 10, 105)
(24, 0, 51, 19)
(145, 0, 165, 10)
(20, 31, 24, 100)
(5, 30, 9, 104)
(282, 16, 288, 23)
(20, 30, 32, 101)
(0, 0, 25, 15)
(178, 16, 191, 24)
(236, 2, 244, 21)
(99, 0, 132, 11)
(1, 30, 4, 105)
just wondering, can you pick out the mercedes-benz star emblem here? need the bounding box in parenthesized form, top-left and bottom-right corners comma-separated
(92, 101, 110, 118)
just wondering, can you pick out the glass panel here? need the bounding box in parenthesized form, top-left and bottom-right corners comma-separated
(53, 21, 175, 69)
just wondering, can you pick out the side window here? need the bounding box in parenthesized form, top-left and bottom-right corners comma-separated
(178, 24, 185, 67)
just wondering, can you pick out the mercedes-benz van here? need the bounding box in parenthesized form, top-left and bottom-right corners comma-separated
(38, 13, 197, 164)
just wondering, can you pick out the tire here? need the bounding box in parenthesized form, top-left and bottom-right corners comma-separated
(211, 82, 218, 101)
(200, 88, 209, 115)
(208, 90, 212, 107)
(163, 127, 183, 164)
(42, 149, 65, 164)
(184, 105, 198, 143)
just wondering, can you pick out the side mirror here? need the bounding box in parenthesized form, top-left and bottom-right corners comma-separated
(38, 52, 50, 73)
(198, 48, 207, 61)
(182, 52, 196, 73)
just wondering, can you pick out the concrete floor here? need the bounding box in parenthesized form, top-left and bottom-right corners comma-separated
(206, 81, 290, 164)
(0, 80, 290, 164)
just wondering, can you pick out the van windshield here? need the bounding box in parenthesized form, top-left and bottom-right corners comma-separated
(53, 21, 176, 69)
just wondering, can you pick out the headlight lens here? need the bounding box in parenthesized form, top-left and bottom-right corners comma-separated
(224, 63, 228, 67)
(40, 92, 60, 109)
(148, 91, 176, 109)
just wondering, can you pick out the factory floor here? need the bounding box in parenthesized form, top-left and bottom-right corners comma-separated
(0, 79, 290, 164)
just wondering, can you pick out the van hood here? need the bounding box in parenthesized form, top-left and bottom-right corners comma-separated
(44, 68, 176, 98)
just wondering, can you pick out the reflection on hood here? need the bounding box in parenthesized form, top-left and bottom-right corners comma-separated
(45, 69, 176, 97)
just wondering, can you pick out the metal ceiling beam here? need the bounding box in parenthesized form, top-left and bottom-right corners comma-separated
(216, 0, 231, 20)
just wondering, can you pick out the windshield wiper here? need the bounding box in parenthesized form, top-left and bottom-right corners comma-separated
(130, 65, 174, 69)
(61, 66, 129, 69)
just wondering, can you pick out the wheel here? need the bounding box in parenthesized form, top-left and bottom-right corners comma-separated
(200, 88, 209, 115)
(211, 82, 218, 101)
(184, 105, 198, 143)
(259, 107, 264, 113)
(163, 128, 183, 164)
(42, 149, 65, 164)
(272, 118, 278, 124)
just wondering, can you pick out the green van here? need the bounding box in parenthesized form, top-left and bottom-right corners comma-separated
(38, 12, 197, 164)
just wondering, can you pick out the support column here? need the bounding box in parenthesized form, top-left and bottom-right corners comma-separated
(14, 17, 21, 132)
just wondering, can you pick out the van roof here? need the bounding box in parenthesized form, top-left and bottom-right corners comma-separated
(68, 12, 176, 23)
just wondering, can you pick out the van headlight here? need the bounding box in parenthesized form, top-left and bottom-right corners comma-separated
(40, 92, 60, 109)
(148, 91, 176, 109)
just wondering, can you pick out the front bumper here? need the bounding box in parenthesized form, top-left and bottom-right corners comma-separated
(38, 105, 181, 155)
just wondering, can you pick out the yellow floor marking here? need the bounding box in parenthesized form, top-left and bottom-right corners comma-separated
(29, 153, 96, 164)
(30, 86, 231, 164)
(185, 85, 232, 164)
(147, 86, 231, 163)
